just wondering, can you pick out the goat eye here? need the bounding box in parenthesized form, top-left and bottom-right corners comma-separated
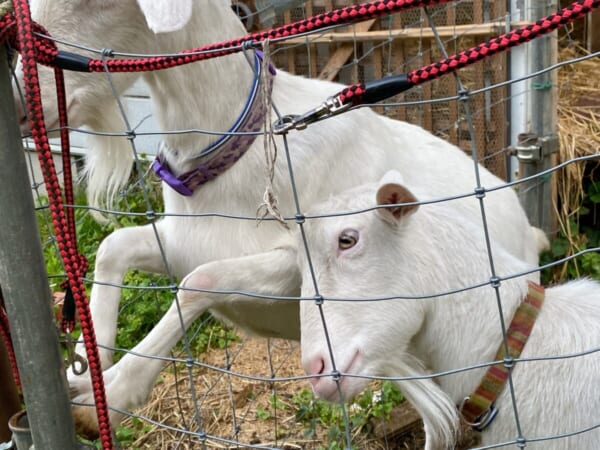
(338, 229, 359, 250)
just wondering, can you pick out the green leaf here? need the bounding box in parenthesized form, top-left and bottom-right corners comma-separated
(256, 407, 271, 420)
(583, 226, 600, 247)
(581, 253, 600, 280)
(551, 237, 570, 258)
(587, 181, 600, 204)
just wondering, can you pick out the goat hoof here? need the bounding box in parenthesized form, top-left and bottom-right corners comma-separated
(72, 404, 100, 440)
(69, 367, 126, 440)
(71, 395, 125, 441)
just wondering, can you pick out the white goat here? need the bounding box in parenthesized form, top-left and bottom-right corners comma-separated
(15, 0, 547, 435)
(299, 170, 600, 450)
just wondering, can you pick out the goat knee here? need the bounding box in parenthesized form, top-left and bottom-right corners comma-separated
(178, 269, 217, 308)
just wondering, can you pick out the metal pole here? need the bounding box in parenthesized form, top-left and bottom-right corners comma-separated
(514, 0, 559, 235)
(0, 45, 79, 450)
(508, 0, 529, 182)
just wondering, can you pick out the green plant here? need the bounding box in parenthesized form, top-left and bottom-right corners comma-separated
(541, 179, 600, 284)
(36, 162, 241, 352)
(114, 419, 153, 450)
(186, 319, 241, 355)
(80, 420, 151, 450)
(256, 406, 272, 420)
(34, 169, 251, 445)
(290, 381, 404, 449)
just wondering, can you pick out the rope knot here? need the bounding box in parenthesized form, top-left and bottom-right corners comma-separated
(255, 39, 289, 229)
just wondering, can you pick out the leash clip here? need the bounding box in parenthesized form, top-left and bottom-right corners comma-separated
(62, 332, 88, 376)
(273, 96, 350, 134)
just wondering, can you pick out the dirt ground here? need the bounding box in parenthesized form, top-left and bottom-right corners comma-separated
(124, 336, 480, 449)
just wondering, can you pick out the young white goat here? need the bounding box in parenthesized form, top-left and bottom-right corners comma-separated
(15, 0, 548, 435)
(299, 170, 600, 450)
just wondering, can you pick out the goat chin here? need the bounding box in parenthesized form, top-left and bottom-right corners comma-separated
(79, 109, 134, 223)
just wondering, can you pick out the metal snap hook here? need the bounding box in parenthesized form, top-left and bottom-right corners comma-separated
(272, 114, 300, 134)
(63, 333, 89, 376)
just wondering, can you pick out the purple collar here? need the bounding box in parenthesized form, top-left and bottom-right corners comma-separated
(152, 52, 275, 196)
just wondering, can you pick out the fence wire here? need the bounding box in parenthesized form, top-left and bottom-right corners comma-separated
(12, 0, 600, 449)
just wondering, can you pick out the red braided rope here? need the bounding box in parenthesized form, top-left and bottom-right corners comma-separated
(55, 68, 77, 254)
(0, 12, 57, 64)
(2, 0, 598, 114)
(0, 0, 453, 73)
(0, 1, 597, 447)
(0, 305, 21, 391)
(87, 0, 455, 73)
(11, 0, 113, 448)
(54, 67, 89, 333)
(335, 0, 600, 105)
(1, 0, 598, 89)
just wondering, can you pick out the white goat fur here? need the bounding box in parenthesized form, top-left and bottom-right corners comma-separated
(16, 0, 548, 435)
(298, 170, 600, 450)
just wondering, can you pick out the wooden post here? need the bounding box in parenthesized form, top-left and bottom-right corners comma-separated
(587, 7, 600, 52)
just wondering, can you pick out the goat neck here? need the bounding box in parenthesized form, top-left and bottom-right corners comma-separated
(412, 268, 534, 405)
(141, 0, 258, 176)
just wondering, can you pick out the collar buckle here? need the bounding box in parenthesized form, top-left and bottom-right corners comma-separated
(459, 397, 499, 432)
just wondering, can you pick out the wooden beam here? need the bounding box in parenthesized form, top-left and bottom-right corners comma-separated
(305, 0, 318, 78)
(318, 19, 376, 80)
(372, 402, 422, 440)
(587, 7, 600, 52)
(284, 10, 295, 73)
(275, 21, 529, 45)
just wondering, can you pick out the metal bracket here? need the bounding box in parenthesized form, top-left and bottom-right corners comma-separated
(514, 133, 559, 163)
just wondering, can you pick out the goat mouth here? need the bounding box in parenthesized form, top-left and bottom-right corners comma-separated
(22, 97, 77, 136)
(19, 114, 31, 135)
(20, 111, 59, 137)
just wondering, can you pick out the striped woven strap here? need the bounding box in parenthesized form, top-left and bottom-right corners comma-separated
(460, 281, 545, 427)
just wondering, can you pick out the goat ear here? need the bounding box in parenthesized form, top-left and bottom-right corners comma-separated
(376, 182, 419, 222)
(137, 0, 193, 33)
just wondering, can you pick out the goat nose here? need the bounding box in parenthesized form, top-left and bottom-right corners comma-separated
(305, 356, 325, 388)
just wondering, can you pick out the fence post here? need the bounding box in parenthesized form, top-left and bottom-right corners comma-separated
(0, 46, 79, 449)
(512, 0, 559, 236)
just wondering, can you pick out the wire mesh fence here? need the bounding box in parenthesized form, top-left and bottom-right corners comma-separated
(4, 0, 600, 449)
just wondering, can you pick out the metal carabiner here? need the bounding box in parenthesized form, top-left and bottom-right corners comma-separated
(63, 333, 88, 376)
